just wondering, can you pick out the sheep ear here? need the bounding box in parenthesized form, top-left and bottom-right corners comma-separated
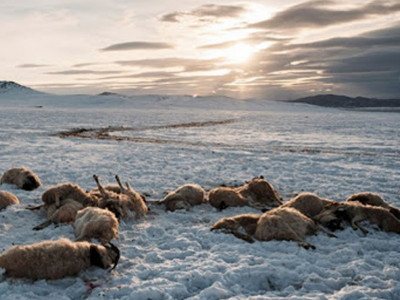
(90, 245, 106, 269)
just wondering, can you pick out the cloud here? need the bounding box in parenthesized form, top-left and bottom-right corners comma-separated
(100, 42, 174, 51)
(281, 24, 400, 50)
(46, 69, 123, 75)
(248, 0, 400, 31)
(326, 50, 400, 73)
(17, 63, 50, 68)
(198, 34, 286, 49)
(97, 71, 177, 80)
(116, 57, 225, 72)
(235, 22, 400, 98)
(160, 4, 247, 23)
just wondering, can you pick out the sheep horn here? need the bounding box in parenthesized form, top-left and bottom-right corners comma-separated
(107, 242, 120, 271)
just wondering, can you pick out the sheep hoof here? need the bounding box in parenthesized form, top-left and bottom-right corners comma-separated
(300, 242, 316, 250)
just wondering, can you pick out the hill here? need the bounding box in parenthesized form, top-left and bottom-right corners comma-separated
(286, 94, 400, 108)
(0, 81, 44, 95)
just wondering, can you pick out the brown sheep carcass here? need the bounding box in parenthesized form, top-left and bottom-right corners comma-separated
(1, 167, 41, 191)
(159, 183, 205, 211)
(345, 192, 400, 220)
(0, 238, 120, 280)
(254, 207, 335, 249)
(211, 214, 260, 243)
(0, 191, 19, 210)
(208, 177, 282, 211)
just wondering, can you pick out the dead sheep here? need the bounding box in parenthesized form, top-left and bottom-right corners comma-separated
(0, 191, 19, 210)
(159, 183, 205, 211)
(33, 197, 84, 230)
(93, 175, 147, 220)
(211, 214, 261, 243)
(115, 175, 148, 219)
(345, 192, 400, 219)
(74, 207, 119, 244)
(0, 167, 41, 191)
(0, 238, 120, 280)
(282, 192, 345, 231)
(32, 184, 93, 230)
(316, 201, 400, 235)
(42, 183, 95, 207)
(88, 184, 122, 203)
(254, 207, 335, 249)
(208, 177, 282, 211)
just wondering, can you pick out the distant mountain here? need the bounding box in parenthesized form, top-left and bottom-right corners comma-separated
(287, 94, 400, 108)
(98, 91, 125, 97)
(0, 81, 43, 95)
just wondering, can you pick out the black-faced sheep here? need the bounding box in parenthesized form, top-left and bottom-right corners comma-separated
(254, 207, 335, 249)
(159, 183, 205, 211)
(345, 192, 400, 219)
(282, 193, 345, 231)
(211, 214, 260, 243)
(0, 167, 41, 191)
(0, 238, 120, 280)
(0, 191, 19, 210)
(316, 201, 400, 235)
(208, 177, 282, 211)
(74, 207, 119, 244)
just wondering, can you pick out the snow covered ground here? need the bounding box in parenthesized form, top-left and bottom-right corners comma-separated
(0, 93, 399, 299)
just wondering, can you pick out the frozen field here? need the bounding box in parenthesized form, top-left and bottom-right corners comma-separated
(0, 94, 399, 299)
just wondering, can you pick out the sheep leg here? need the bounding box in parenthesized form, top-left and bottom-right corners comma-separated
(283, 223, 316, 250)
(232, 230, 255, 243)
(316, 224, 337, 238)
(297, 241, 316, 250)
(353, 221, 369, 234)
(115, 175, 126, 192)
(33, 220, 53, 231)
(125, 182, 133, 192)
(350, 215, 369, 234)
(26, 203, 44, 210)
(93, 175, 109, 199)
(55, 192, 61, 208)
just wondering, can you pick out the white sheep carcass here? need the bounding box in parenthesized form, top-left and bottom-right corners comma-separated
(74, 207, 119, 244)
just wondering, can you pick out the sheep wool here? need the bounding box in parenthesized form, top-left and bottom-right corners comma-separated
(0, 238, 120, 280)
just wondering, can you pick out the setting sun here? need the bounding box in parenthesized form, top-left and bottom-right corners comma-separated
(225, 43, 255, 63)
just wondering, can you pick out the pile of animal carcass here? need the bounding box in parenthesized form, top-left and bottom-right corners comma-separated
(0, 167, 399, 280)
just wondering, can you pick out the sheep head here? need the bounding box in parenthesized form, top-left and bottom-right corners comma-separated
(90, 242, 120, 270)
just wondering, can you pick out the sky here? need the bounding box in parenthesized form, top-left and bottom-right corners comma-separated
(1, 0, 400, 99)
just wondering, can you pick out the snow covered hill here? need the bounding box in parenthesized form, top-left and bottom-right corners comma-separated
(0, 81, 45, 96)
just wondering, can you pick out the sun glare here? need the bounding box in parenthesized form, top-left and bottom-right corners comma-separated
(225, 43, 255, 64)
